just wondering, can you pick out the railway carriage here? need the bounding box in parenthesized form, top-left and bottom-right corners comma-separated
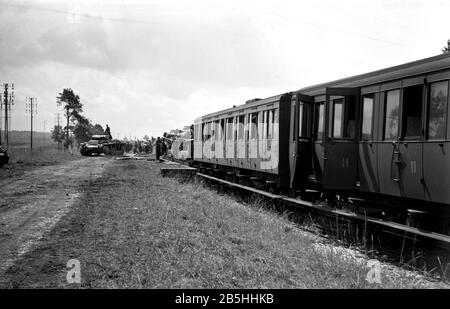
(193, 94, 292, 188)
(191, 53, 450, 234)
(291, 53, 450, 231)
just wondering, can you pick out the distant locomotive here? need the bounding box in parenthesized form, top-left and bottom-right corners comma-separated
(177, 53, 450, 235)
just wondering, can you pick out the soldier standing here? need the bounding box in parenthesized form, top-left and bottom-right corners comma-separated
(105, 124, 112, 139)
(155, 137, 163, 162)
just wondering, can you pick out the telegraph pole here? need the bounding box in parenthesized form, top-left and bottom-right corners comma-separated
(55, 113, 61, 149)
(2, 83, 14, 148)
(26, 97, 37, 150)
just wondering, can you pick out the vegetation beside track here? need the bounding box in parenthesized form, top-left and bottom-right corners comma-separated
(1, 158, 447, 288)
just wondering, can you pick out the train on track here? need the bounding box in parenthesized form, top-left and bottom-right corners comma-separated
(174, 53, 450, 236)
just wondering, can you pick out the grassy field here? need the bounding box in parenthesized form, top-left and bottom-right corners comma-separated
(1, 158, 445, 289)
(2, 131, 53, 148)
(0, 140, 81, 179)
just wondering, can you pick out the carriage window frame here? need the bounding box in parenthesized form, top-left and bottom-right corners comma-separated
(401, 84, 424, 140)
(361, 94, 375, 141)
(267, 109, 276, 140)
(220, 119, 225, 140)
(250, 112, 258, 140)
(314, 102, 325, 141)
(214, 120, 220, 140)
(331, 98, 344, 138)
(261, 110, 267, 139)
(237, 115, 245, 140)
(427, 80, 449, 140)
(383, 89, 400, 141)
(298, 102, 304, 138)
(226, 117, 234, 141)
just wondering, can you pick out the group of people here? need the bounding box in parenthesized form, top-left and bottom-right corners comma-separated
(155, 137, 168, 162)
(99, 124, 170, 161)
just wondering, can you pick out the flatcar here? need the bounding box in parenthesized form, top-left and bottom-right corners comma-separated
(189, 52, 450, 235)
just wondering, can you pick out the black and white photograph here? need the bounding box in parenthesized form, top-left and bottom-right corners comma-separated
(0, 0, 449, 294)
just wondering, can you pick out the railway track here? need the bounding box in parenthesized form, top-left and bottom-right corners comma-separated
(161, 159, 450, 278)
(197, 172, 450, 245)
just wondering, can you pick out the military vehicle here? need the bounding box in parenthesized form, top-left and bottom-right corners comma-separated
(80, 135, 125, 156)
(0, 146, 9, 167)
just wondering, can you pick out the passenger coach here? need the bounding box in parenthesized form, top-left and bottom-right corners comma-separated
(193, 94, 292, 188)
(193, 53, 450, 233)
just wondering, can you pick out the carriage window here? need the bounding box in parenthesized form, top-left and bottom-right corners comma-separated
(220, 119, 225, 140)
(428, 81, 448, 140)
(362, 94, 374, 140)
(204, 122, 213, 141)
(261, 111, 267, 139)
(402, 84, 423, 139)
(227, 117, 234, 140)
(201, 123, 206, 141)
(245, 114, 250, 141)
(332, 99, 343, 138)
(315, 102, 324, 140)
(384, 90, 400, 140)
(214, 121, 220, 140)
(267, 109, 276, 139)
(273, 109, 278, 139)
(250, 112, 258, 139)
(345, 96, 357, 139)
(298, 103, 304, 138)
(237, 115, 245, 140)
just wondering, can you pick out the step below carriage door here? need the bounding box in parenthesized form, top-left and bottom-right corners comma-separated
(290, 93, 314, 189)
(323, 87, 360, 190)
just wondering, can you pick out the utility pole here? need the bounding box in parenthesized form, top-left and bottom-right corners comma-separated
(55, 112, 61, 149)
(26, 97, 37, 150)
(43, 120, 46, 140)
(2, 83, 14, 148)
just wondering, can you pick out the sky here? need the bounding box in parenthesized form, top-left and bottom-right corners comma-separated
(0, 0, 449, 139)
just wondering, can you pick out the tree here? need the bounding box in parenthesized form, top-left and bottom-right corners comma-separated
(72, 115, 91, 145)
(51, 125, 64, 149)
(57, 89, 83, 151)
(90, 124, 105, 135)
(143, 134, 150, 141)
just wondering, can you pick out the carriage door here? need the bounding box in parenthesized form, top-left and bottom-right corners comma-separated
(323, 87, 360, 190)
(396, 80, 425, 200)
(290, 93, 314, 189)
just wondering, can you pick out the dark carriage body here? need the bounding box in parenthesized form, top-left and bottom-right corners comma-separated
(290, 53, 450, 213)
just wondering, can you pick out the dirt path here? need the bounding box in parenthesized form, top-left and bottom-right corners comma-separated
(0, 157, 112, 279)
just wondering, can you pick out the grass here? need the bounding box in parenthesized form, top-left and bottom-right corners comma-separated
(0, 143, 82, 179)
(1, 159, 446, 289)
(2, 131, 53, 148)
(8, 145, 79, 165)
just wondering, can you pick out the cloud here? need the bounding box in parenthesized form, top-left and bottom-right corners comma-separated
(1, 0, 450, 139)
